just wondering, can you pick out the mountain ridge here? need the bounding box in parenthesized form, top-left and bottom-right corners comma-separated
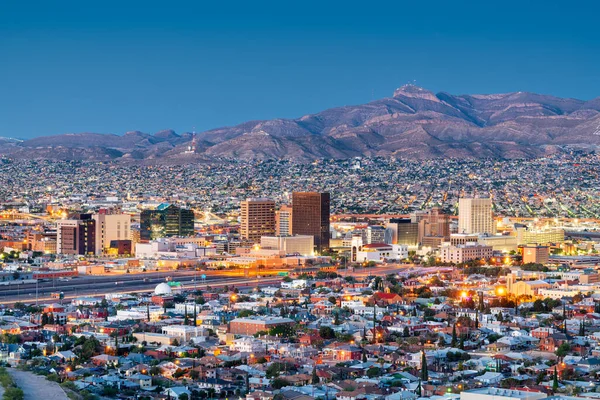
(2, 85, 600, 161)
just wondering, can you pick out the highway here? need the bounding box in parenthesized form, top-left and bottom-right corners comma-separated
(0, 269, 281, 306)
(0, 264, 417, 306)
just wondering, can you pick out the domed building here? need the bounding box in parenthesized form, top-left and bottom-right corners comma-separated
(154, 282, 173, 296)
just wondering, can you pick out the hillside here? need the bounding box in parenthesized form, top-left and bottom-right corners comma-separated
(2, 85, 600, 161)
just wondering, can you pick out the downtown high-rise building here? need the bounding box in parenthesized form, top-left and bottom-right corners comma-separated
(414, 206, 451, 242)
(275, 205, 293, 236)
(291, 192, 330, 252)
(386, 218, 418, 246)
(458, 198, 495, 235)
(56, 214, 96, 255)
(363, 225, 386, 244)
(240, 198, 276, 242)
(140, 204, 195, 241)
(93, 210, 131, 255)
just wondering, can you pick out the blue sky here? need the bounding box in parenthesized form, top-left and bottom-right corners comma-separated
(1, 0, 599, 139)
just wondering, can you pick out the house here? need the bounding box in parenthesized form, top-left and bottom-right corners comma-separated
(285, 373, 312, 386)
(196, 378, 234, 392)
(54, 350, 76, 361)
(164, 387, 191, 399)
(576, 357, 600, 374)
(299, 333, 323, 346)
(539, 332, 569, 352)
(475, 371, 503, 385)
(373, 292, 403, 305)
(366, 326, 390, 342)
(324, 344, 363, 361)
(246, 391, 275, 400)
(91, 354, 119, 366)
(127, 373, 153, 389)
(485, 341, 510, 353)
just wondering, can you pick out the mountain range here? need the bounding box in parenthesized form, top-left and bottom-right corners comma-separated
(2, 85, 600, 162)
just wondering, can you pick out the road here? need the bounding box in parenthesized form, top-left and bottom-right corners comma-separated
(8, 369, 68, 400)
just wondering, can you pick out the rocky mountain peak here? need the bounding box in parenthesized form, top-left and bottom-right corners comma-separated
(393, 84, 440, 102)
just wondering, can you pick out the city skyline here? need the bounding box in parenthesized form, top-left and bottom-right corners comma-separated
(2, 3, 600, 399)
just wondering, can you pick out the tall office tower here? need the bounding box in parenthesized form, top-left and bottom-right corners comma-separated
(363, 225, 386, 244)
(93, 211, 131, 255)
(386, 218, 418, 246)
(140, 204, 195, 241)
(292, 192, 330, 252)
(240, 198, 276, 242)
(56, 214, 96, 255)
(458, 198, 495, 235)
(275, 205, 293, 236)
(415, 207, 451, 243)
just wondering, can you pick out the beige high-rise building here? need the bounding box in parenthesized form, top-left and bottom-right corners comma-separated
(275, 205, 293, 236)
(240, 198, 276, 242)
(458, 198, 495, 235)
(93, 212, 131, 255)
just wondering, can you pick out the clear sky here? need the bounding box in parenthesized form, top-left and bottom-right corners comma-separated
(1, 0, 600, 139)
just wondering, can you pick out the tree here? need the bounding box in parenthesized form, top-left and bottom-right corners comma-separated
(555, 342, 571, 359)
(271, 378, 289, 389)
(437, 335, 447, 347)
(562, 303, 567, 333)
(184, 304, 189, 326)
(102, 386, 118, 397)
(402, 327, 410, 337)
(420, 351, 428, 382)
(269, 325, 295, 337)
(238, 309, 255, 318)
(311, 366, 319, 384)
(533, 299, 545, 312)
(319, 326, 336, 339)
(552, 366, 559, 393)
(333, 312, 341, 326)
(579, 320, 585, 336)
(451, 324, 458, 347)
(366, 367, 381, 378)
